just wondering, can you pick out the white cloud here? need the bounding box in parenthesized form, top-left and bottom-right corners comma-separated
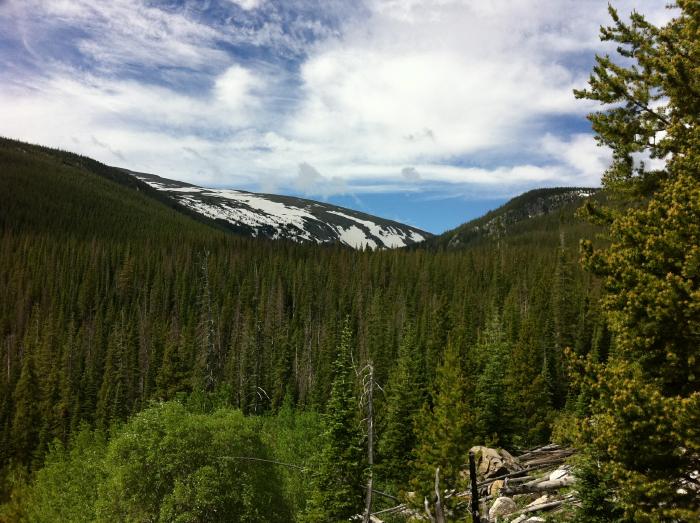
(289, 47, 583, 165)
(13, 0, 227, 72)
(291, 162, 349, 197)
(283, 0, 673, 172)
(540, 133, 612, 186)
(0, 0, 674, 198)
(214, 65, 262, 110)
(227, 0, 265, 10)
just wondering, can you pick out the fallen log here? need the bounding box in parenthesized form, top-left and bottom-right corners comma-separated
(364, 502, 427, 521)
(515, 444, 563, 461)
(372, 489, 400, 502)
(477, 462, 564, 488)
(506, 475, 535, 485)
(370, 505, 404, 515)
(508, 495, 576, 517)
(500, 476, 575, 496)
(518, 453, 574, 468)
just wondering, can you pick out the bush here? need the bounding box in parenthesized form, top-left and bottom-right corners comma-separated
(22, 402, 293, 522)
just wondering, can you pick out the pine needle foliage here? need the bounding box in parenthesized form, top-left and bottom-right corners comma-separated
(574, 3, 700, 520)
(302, 322, 364, 522)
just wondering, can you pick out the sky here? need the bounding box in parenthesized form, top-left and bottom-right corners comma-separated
(0, 0, 673, 233)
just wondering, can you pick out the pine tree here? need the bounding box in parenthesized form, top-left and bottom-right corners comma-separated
(11, 345, 39, 465)
(574, 3, 700, 520)
(410, 338, 473, 504)
(303, 322, 364, 522)
(377, 324, 425, 490)
(193, 250, 219, 393)
(95, 314, 134, 428)
(155, 321, 191, 399)
(474, 311, 510, 446)
(503, 308, 554, 446)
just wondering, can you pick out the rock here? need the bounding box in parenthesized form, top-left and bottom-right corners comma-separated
(489, 496, 517, 519)
(489, 479, 505, 497)
(470, 446, 522, 479)
(510, 516, 528, 523)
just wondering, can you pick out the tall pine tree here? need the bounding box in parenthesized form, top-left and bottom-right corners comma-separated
(377, 324, 425, 490)
(574, 3, 700, 521)
(410, 338, 473, 504)
(303, 322, 364, 522)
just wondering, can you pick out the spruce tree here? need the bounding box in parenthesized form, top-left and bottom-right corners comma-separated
(474, 311, 510, 446)
(303, 322, 364, 522)
(193, 250, 219, 393)
(11, 348, 39, 465)
(155, 322, 191, 399)
(95, 314, 133, 428)
(574, 3, 700, 520)
(410, 338, 473, 504)
(377, 324, 425, 490)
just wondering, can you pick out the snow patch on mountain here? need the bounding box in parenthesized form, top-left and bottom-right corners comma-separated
(131, 172, 430, 249)
(335, 225, 378, 250)
(327, 211, 418, 249)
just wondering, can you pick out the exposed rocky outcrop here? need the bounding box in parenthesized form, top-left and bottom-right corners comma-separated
(470, 446, 522, 480)
(475, 444, 578, 522)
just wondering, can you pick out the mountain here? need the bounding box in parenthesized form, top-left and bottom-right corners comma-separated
(0, 137, 223, 243)
(422, 187, 601, 250)
(2, 135, 606, 521)
(128, 170, 431, 249)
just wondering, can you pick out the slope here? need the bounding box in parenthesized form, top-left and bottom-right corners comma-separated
(1, 137, 608, 522)
(0, 137, 224, 242)
(422, 187, 602, 250)
(130, 170, 431, 249)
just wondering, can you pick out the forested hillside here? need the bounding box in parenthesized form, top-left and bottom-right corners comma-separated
(0, 137, 605, 520)
(1, 1, 698, 521)
(422, 187, 602, 250)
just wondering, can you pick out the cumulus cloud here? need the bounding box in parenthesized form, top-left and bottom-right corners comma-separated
(295, 162, 324, 191)
(284, 0, 673, 171)
(540, 133, 612, 186)
(214, 65, 262, 110)
(0, 0, 675, 198)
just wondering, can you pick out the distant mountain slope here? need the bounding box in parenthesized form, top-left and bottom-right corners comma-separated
(0, 137, 222, 242)
(422, 187, 601, 250)
(130, 171, 431, 249)
(0, 137, 429, 249)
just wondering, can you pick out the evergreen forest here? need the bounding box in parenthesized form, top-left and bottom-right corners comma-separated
(1, 2, 698, 522)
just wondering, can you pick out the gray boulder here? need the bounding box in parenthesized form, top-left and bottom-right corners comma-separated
(489, 496, 517, 519)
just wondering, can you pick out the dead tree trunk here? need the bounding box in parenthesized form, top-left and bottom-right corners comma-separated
(434, 467, 446, 523)
(362, 364, 375, 523)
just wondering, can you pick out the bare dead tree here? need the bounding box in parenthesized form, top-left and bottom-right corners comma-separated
(359, 362, 377, 523)
(434, 467, 446, 523)
(197, 249, 217, 392)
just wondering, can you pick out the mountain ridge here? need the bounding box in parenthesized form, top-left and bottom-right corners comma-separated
(422, 186, 601, 250)
(1, 136, 599, 252)
(129, 170, 431, 250)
